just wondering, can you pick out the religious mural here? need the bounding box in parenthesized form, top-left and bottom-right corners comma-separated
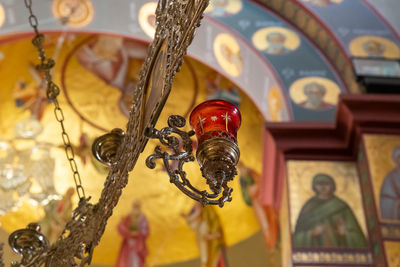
(5, 0, 399, 123)
(0, 34, 262, 266)
(12, 63, 48, 137)
(1, 0, 400, 266)
(364, 135, 400, 223)
(349, 36, 400, 59)
(205, 0, 242, 17)
(138, 2, 157, 39)
(213, 33, 243, 77)
(287, 161, 369, 250)
(51, 0, 94, 27)
(268, 87, 286, 122)
(72, 35, 148, 123)
(297, 0, 400, 66)
(238, 162, 279, 250)
(214, 0, 346, 121)
(182, 203, 228, 267)
(116, 200, 150, 267)
(381, 147, 400, 221)
(289, 77, 340, 110)
(252, 27, 300, 55)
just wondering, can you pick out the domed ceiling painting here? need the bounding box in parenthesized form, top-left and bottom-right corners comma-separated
(0, 33, 264, 266)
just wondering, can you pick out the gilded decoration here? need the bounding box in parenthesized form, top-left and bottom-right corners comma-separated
(384, 242, 400, 267)
(0, 4, 4, 28)
(289, 76, 340, 110)
(381, 224, 400, 240)
(51, 0, 94, 27)
(363, 134, 400, 224)
(287, 161, 368, 249)
(283, 1, 297, 18)
(349, 36, 400, 59)
(138, 2, 157, 39)
(280, 176, 291, 267)
(253, 0, 363, 94)
(252, 27, 301, 55)
(292, 251, 372, 265)
(213, 33, 243, 77)
(0, 34, 262, 265)
(268, 87, 285, 122)
(205, 0, 242, 17)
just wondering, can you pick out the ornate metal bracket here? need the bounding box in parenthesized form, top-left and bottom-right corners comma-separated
(8, 0, 212, 265)
(8, 223, 49, 267)
(145, 115, 238, 207)
(91, 128, 125, 166)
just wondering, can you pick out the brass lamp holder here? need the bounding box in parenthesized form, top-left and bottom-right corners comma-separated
(144, 115, 240, 207)
(8, 223, 49, 266)
(4, 0, 213, 265)
(91, 128, 125, 166)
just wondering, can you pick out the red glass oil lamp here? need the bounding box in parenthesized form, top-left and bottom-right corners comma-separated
(95, 100, 242, 206)
(189, 100, 241, 197)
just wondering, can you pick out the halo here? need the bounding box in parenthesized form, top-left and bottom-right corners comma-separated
(349, 35, 400, 59)
(213, 33, 243, 77)
(52, 0, 94, 28)
(252, 27, 301, 52)
(205, 0, 242, 15)
(138, 2, 158, 39)
(289, 76, 341, 106)
(0, 4, 5, 28)
(268, 87, 284, 122)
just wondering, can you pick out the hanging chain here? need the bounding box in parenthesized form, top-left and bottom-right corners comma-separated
(24, 0, 86, 200)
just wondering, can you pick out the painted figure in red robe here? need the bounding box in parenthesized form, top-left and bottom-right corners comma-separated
(116, 200, 150, 267)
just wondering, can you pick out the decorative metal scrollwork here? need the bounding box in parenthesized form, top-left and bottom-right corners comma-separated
(145, 115, 237, 207)
(6, 0, 212, 265)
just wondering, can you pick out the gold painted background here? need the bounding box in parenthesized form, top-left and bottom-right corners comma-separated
(363, 134, 400, 223)
(384, 242, 400, 267)
(286, 160, 367, 236)
(280, 175, 292, 267)
(0, 34, 263, 265)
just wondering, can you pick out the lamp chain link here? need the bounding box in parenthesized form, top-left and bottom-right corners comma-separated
(24, 0, 86, 200)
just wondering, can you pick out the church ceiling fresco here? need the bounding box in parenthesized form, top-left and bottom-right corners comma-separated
(205, 0, 346, 121)
(366, 0, 400, 38)
(0, 33, 265, 265)
(0, 0, 365, 122)
(296, 0, 400, 59)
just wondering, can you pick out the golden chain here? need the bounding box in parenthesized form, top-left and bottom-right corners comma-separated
(24, 0, 86, 200)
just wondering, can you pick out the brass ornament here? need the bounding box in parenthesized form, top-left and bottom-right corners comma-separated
(145, 116, 239, 207)
(8, 223, 49, 267)
(6, 0, 211, 266)
(92, 128, 125, 166)
(24, 0, 86, 200)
